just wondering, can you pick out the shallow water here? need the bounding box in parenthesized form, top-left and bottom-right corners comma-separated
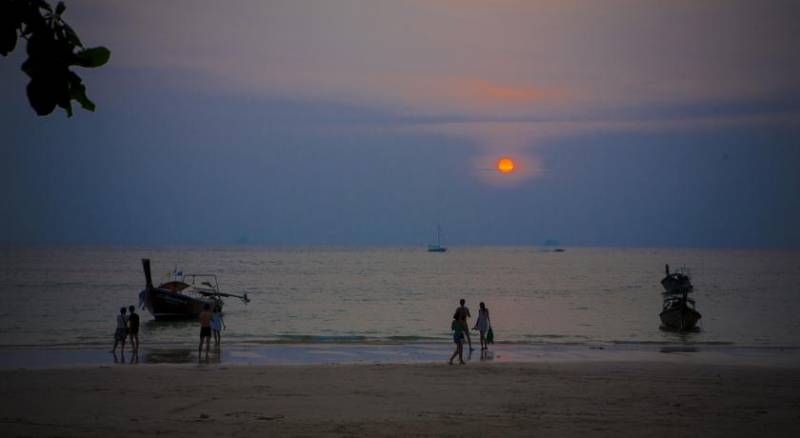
(0, 246, 798, 349)
(3, 344, 799, 369)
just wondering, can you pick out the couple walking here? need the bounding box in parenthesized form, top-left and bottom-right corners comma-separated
(449, 299, 492, 365)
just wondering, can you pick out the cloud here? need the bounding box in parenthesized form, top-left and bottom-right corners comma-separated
(63, 0, 800, 151)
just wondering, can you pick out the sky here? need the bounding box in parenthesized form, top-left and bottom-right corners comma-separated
(2, 0, 800, 247)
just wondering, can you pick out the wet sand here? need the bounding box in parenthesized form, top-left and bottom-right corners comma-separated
(1, 361, 799, 437)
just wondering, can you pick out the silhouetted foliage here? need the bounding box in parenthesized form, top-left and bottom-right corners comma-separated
(0, 0, 110, 116)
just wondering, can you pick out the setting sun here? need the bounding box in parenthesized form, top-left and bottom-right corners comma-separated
(497, 157, 515, 173)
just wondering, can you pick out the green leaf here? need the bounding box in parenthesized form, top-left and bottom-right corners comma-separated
(0, 1, 20, 56)
(57, 97, 74, 117)
(56, 2, 66, 16)
(21, 58, 36, 76)
(0, 23, 17, 56)
(73, 46, 110, 68)
(62, 23, 82, 47)
(33, 0, 53, 13)
(70, 82, 96, 112)
(27, 79, 57, 115)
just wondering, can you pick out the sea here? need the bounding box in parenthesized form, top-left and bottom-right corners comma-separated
(1, 246, 799, 366)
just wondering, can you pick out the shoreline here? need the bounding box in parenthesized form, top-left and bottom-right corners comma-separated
(2, 361, 799, 437)
(2, 342, 800, 369)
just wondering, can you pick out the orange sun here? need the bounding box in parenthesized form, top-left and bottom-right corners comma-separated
(497, 157, 515, 174)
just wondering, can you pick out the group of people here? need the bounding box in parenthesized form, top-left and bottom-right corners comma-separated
(110, 305, 140, 354)
(198, 303, 226, 357)
(450, 299, 492, 365)
(117, 300, 487, 364)
(111, 302, 225, 359)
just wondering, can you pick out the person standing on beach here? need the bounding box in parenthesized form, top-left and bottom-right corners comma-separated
(127, 305, 140, 352)
(455, 299, 473, 351)
(473, 302, 491, 351)
(198, 303, 213, 357)
(111, 307, 127, 354)
(211, 304, 225, 346)
(449, 315, 467, 365)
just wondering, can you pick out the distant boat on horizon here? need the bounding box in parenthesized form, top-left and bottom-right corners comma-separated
(427, 224, 447, 253)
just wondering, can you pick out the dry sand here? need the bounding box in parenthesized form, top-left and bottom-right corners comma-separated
(1, 361, 799, 437)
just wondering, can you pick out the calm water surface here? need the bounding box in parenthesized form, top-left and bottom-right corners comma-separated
(0, 246, 798, 349)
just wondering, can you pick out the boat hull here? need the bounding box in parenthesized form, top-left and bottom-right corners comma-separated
(141, 287, 220, 320)
(659, 304, 701, 331)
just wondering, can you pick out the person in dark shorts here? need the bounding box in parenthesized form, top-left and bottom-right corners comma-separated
(198, 303, 213, 358)
(111, 307, 127, 354)
(454, 299, 473, 351)
(449, 315, 467, 365)
(127, 305, 140, 352)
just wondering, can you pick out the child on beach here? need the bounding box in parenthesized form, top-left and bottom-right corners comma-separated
(449, 315, 467, 365)
(211, 304, 225, 346)
(111, 307, 127, 354)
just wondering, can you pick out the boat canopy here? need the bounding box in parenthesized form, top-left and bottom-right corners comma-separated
(158, 280, 192, 292)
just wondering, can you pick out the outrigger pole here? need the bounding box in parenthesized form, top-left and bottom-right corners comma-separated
(198, 290, 250, 303)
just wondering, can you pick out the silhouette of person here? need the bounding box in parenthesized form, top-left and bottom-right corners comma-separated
(454, 299, 473, 351)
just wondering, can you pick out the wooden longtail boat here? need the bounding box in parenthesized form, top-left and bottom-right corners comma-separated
(138, 259, 249, 320)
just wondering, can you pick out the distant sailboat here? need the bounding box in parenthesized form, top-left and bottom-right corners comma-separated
(427, 224, 447, 252)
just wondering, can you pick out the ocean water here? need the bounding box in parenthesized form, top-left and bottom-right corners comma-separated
(0, 246, 799, 350)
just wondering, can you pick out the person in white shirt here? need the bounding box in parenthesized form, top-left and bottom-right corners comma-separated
(110, 307, 128, 354)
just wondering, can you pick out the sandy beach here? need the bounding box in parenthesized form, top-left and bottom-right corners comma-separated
(2, 361, 798, 437)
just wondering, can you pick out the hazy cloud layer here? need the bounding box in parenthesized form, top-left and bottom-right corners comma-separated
(69, 1, 800, 122)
